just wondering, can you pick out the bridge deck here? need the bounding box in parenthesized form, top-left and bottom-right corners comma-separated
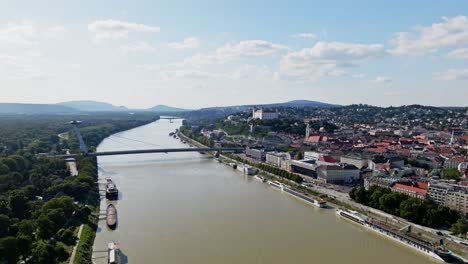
(47, 147, 243, 158)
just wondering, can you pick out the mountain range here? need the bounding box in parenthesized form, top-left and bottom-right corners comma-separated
(0, 99, 337, 114)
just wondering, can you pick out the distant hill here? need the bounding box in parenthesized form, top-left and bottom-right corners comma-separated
(262, 100, 340, 108)
(0, 103, 78, 114)
(183, 100, 339, 120)
(58, 100, 128, 112)
(147, 105, 190, 112)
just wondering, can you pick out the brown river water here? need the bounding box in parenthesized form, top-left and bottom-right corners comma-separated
(92, 119, 438, 264)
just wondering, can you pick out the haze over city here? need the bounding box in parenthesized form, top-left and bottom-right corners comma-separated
(1, 0, 468, 108)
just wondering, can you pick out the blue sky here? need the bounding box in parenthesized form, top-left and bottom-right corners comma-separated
(0, 0, 467, 108)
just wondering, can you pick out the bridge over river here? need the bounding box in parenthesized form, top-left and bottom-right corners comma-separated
(49, 147, 243, 158)
(46, 118, 243, 158)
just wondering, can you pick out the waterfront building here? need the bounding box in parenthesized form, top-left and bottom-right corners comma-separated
(341, 153, 369, 169)
(290, 159, 318, 177)
(252, 108, 279, 120)
(304, 151, 338, 166)
(427, 183, 455, 205)
(317, 164, 360, 184)
(245, 147, 265, 161)
(392, 182, 428, 200)
(364, 177, 400, 190)
(446, 191, 468, 216)
(265, 152, 291, 170)
(427, 182, 468, 215)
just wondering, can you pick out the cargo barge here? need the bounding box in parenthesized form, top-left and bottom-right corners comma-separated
(106, 204, 118, 230)
(105, 178, 119, 200)
(268, 180, 327, 208)
(108, 242, 120, 264)
(335, 208, 450, 262)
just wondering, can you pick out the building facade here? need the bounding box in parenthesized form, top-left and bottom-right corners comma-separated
(341, 154, 369, 169)
(252, 108, 279, 120)
(245, 148, 265, 161)
(265, 152, 291, 170)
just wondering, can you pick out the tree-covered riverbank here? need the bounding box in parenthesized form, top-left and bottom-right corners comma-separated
(0, 113, 158, 263)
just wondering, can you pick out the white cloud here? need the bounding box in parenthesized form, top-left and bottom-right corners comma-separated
(168, 37, 199, 49)
(88, 19, 160, 42)
(390, 16, 468, 55)
(176, 40, 289, 68)
(0, 22, 37, 48)
(446, 48, 468, 59)
(217, 40, 289, 58)
(279, 41, 386, 81)
(120, 41, 155, 54)
(370, 76, 392, 83)
(289, 41, 386, 61)
(433, 68, 468, 81)
(291, 32, 317, 39)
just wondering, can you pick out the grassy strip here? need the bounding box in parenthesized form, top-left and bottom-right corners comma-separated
(74, 222, 97, 264)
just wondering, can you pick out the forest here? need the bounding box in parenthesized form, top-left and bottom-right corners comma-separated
(0, 113, 158, 263)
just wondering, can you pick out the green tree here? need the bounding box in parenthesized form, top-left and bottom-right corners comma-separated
(32, 240, 57, 264)
(0, 236, 20, 263)
(37, 213, 55, 239)
(58, 228, 76, 246)
(9, 191, 29, 219)
(450, 219, 468, 237)
(399, 198, 426, 224)
(0, 214, 10, 237)
(443, 168, 462, 181)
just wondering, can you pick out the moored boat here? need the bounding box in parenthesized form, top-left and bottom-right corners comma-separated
(106, 179, 119, 200)
(106, 204, 118, 229)
(268, 180, 327, 208)
(254, 175, 266, 182)
(108, 242, 120, 264)
(335, 208, 449, 262)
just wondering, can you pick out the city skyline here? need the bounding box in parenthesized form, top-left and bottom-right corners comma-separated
(1, 0, 468, 108)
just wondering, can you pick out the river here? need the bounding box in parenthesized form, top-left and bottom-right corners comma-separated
(92, 119, 439, 264)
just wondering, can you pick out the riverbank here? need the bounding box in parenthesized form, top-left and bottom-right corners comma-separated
(178, 129, 468, 263)
(65, 118, 159, 263)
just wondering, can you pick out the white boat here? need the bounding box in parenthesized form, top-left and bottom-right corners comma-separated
(335, 208, 447, 262)
(335, 208, 367, 224)
(268, 180, 327, 208)
(254, 175, 266, 182)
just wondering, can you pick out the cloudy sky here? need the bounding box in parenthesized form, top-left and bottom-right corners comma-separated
(1, 0, 468, 108)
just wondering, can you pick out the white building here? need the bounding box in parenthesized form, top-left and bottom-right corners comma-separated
(252, 108, 279, 120)
(317, 164, 360, 183)
(340, 154, 369, 169)
(266, 152, 291, 170)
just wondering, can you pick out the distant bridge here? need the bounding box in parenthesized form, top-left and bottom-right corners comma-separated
(47, 147, 243, 159)
(45, 120, 243, 159)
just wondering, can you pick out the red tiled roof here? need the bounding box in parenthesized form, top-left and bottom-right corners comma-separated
(319, 155, 337, 163)
(305, 135, 320, 143)
(415, 182, 428, 190)
(365, 147, 387, 153)
(304, 118, 321, 122)
(393, 183, 427, 195)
